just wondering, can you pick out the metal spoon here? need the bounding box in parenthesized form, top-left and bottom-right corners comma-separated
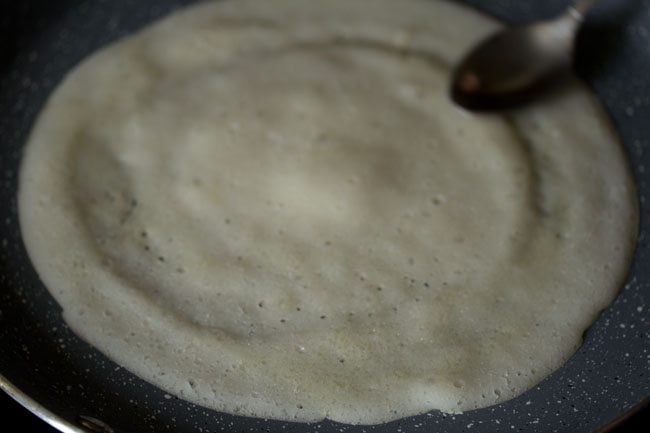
(450, 0, 598, 110)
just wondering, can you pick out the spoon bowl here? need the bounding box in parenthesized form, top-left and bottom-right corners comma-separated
(451, 0, 597, 110)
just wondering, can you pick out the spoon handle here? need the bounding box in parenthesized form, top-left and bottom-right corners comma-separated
(570, 0, 599, 20)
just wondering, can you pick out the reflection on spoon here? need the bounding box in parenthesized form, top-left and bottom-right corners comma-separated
(451, 0, 598, 110)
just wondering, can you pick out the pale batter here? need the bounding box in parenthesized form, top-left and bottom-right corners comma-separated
(18, 0, 637, 424)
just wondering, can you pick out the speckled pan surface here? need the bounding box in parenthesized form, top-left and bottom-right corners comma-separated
(0, 0, 648, 432)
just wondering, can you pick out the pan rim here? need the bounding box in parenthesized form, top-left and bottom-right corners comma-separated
(0, 374, 84, 433)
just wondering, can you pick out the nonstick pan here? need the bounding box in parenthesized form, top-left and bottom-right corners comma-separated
(1, 1, 649, 432)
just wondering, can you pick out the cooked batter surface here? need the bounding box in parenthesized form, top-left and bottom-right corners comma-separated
(18, 0, 637, 424)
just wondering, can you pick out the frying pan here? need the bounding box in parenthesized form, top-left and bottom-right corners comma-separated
(1, 0, 648, 432)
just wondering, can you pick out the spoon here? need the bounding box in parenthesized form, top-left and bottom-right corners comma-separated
(451, 0, 598, 110)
